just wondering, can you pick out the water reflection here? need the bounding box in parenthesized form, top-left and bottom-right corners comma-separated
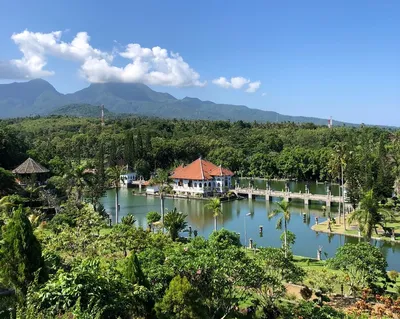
(100, 188, 400, 270)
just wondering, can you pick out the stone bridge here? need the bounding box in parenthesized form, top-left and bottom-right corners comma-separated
(233, 187, 343, 207)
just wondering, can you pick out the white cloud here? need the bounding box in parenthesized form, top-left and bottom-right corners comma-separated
(246, 81, 261, 93)
(212, 77, 231, 88)
(82, 43, 206, 87)
(213, 76, 261, 93)
(262, 92, 267, 96)
(212, 76, 250, 89)
(0, 30, 205, 87)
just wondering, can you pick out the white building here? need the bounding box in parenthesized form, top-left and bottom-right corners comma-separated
(120, 172, 138, 187)
(146, 185, 159, 195)
(171, 158, 234, 196)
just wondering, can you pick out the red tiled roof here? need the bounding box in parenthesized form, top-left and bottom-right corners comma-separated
(209, 166, 234, 177)
(171, 158, 234, 180)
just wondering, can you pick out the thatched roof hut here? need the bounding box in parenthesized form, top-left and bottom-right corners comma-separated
(12, 158, 49, 175)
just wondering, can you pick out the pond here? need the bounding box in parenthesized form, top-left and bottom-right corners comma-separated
(100, 184, 400, 271)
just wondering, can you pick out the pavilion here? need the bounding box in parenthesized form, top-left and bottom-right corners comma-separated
(12, 157, 49, 185)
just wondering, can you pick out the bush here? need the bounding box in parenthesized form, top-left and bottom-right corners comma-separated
(209, 228, 241, 249)
(300, 286, 313, 300)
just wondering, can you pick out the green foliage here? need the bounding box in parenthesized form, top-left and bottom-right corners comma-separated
(285, 301, 346, 319)
(121, 213, 136, 226)
(0, 168, 19, 196)
(155, 275, 204, 319)
(269, 200, 291, 257)
(205, 197, 222, 231)
(147, 211, 161, 224)
(329, 242, 388, 296)
(0, 127, 27, 170)
(50, 104, 112, 117)
(31, 258, 150, 318)
(0, 206, 47, 300)
(300, 286, 313, 300)
(348, 189, 394, 240)
(209, 228, 241, 249)
(164, 208, 188, 241)
(256, 247, 305, 283)
(124, 252, 148, 287)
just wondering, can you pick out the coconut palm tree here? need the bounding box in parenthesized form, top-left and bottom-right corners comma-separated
(330, 142, 348, 229)
(205, 197, 222, 231)
(65, 162, 92, 202)
(121, 213, 136, 226)
(107, 165, 125, 224)
(268, 200, 291, 258)
(164, 208, 188, 241)
(348, 189, 394, 241)
(149, 168, 172, 231)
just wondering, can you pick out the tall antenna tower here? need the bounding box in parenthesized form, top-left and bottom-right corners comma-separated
(101, 104, 105, 126)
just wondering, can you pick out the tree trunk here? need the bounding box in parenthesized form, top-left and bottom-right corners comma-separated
(115, 187, 119, 224)
(338, 175, 341, 226)
(341, 163, 346, 230)
(160, 192, 165, 233)
(284, 220, 288, 258)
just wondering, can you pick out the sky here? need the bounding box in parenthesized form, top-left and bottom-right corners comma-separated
(0, 0, 399, 125)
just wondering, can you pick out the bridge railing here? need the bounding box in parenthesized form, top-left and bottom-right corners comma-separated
(234, 187, 341, 201)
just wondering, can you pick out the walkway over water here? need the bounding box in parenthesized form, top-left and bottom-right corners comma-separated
(234, 187, 342, 207)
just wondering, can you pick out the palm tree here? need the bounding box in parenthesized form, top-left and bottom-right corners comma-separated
(121, 213, 136, 226)
(164, 208, 188, 241)
(149, 168, 172, 231)
(268, 200, 291, 258)
(107, 165, 125, 224)
(331, 142, 348, 229)
(348, 189, 394, 241)
(65, 162, 92, 202)
(0, 195, 23, 215)
(205, 197, 222, 231)
(146, 211, 161, 232)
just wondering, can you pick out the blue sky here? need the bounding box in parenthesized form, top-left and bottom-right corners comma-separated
(0, 0, 399, 125)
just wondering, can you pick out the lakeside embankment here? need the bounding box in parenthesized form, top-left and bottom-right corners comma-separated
(312, 217, 400, 244)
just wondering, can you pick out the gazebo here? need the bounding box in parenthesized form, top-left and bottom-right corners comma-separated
(12, 158, 49, 185)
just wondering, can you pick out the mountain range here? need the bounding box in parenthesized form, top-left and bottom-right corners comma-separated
(0, 79, 346, 125)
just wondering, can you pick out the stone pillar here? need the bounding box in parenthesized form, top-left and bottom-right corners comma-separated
(248, 192, 253, 200)
(139, 182, 142, 192)
(249, 238, 253, 249)
(285, 182, 289, 193)
(317, 246, 322, 261)
(304, 198, 309, 205)
(326, 200, 331, 207)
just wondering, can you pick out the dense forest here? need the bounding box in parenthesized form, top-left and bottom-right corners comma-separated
(1, 116, 399, 202)
(1, 116, 400, 318)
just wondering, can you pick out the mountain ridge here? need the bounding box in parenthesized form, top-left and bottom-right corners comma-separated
(0, 79, 351, 126)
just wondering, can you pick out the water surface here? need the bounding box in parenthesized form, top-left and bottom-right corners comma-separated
(101, 185, 400, 271)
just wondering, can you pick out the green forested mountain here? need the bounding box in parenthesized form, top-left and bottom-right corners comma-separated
(50, 104, 113, 118)
(0, 79, 349, 126)
(0, 79, 69, 117)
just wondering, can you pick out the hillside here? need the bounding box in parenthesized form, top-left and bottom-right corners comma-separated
(0, 79, 346, 125)
(50, 104, 113, 118)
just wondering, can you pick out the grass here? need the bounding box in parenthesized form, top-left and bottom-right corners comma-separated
(312, 213, 400, 243)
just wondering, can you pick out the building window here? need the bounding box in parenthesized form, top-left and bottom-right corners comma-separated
(199, 183, 202, 188)
(194, 183, 197, 187)
(217, 182, 220, 187)
(209, 182, 211, 187)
